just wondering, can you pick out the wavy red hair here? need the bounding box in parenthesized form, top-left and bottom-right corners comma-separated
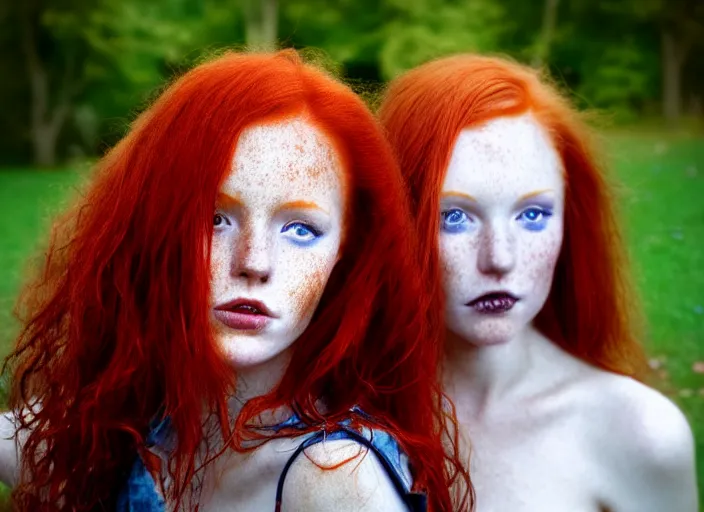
(378, 54, 647, 379)
(6, 50, 471, 511)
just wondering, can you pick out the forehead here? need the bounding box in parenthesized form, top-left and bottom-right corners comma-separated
(222, 117, 345, 203)
(442, 113, 564, 198)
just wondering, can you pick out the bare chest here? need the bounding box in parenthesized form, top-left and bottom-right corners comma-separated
(460, 408, 607, 512)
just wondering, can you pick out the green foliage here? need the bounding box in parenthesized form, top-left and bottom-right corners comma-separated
(575, 39, 655, 121)
(1, 0, 703, 164)
(378, 0, 506, 79)
(281, 0, 506, 79)
(77, 0, 244, 145)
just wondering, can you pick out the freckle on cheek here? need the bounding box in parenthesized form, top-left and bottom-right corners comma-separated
(210, 250, 227, 281)
(291, 265, 329, 319)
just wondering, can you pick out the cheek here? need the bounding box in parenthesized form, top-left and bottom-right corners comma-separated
(519, 229, 563, 287)
(439, 235, 478, 285)
(284, 254, 336, 322)
(209, 239, 229, 291)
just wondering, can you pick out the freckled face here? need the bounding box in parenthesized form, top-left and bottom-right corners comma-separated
(439, 113, 564, 346)
(210, 118, 346, 368)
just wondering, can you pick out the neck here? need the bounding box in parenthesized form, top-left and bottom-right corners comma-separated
(227, 347, 292, 422)
(443, 324, 542, 416)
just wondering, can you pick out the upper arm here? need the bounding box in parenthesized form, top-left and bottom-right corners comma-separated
(280, 439, 408, 512)
(599, 381, 698, 512)
(0, 411, 20, 487)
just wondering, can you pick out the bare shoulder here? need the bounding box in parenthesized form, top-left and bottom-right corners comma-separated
(583, 372, 694, 466)
(280, 438, 408, 512)
(575, 370, 698, 510)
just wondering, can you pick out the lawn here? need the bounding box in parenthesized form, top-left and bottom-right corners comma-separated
(0, 132, 702, 503)
(606, 131, 704, 503)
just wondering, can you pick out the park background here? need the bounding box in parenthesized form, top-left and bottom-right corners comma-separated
(0, 0, 702, 507)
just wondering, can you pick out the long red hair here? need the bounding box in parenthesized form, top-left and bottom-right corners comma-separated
(6, 50, 471, 511)
(378, 54, 647, 379)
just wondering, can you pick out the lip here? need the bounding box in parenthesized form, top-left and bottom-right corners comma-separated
(213, 298, 275, 331)
(466, 291, 520, 314)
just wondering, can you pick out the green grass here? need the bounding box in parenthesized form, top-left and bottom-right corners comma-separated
(0, 166, 88, 509)
(0, 132, 702, 502)
(606, 131, 704, 501)
(0, 167, 88, 360)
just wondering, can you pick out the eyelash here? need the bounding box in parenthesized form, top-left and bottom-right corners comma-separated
(281, 221, 323, 246)
(213, 212, 323, 240)
(517, 207, 553, 232)
(213, 213, 231, 227)
(440, 208, 472, 233)
(439, 206, 554, 233)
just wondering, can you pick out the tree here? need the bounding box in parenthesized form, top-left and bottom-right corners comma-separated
(243, 0, 278, 50)
(16, 0, 100, 166)
(532, 0, 561, 68)
(657, 0, 704, 123)
(281, 0, 507, 81)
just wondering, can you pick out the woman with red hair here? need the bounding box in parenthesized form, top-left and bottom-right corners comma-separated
(379, 54, 697, 511)
(0, 50, 471, 511)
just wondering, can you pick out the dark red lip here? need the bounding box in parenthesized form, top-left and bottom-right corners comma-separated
(466, 291, 519, 314)
(213, 298, 275, 331)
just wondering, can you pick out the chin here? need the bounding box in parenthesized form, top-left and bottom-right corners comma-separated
(451, 316, 523, 347)
(467, 334, 513, 347)
(216, 334, 290, 370)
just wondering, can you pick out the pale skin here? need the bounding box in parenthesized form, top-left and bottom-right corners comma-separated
(0, 118, 408, 511)
(440, 113, 698, 512)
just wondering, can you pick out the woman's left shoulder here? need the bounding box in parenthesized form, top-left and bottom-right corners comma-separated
(587, 372, 693, 463)
(578, 371, 698, 509)
(280, 437, 409, 512)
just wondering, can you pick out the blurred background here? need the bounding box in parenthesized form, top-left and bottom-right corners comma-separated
(0, 0, 702, 506)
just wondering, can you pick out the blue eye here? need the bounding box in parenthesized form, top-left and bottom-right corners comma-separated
(281, 222, 322, 245)
(440, 208, 471, 233)
(517, 207, 553, 232)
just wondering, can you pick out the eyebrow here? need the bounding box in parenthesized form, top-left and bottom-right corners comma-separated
(276, 200, 328, 215)
(518, 189, 554, 202)
(442, 191, 477, 202)
(215, 192, 242, 209)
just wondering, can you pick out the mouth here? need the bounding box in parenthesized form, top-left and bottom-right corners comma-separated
(213, 298, 274, 331)
(466, 291, 519, 314)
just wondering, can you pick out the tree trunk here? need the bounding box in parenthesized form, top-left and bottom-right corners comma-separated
(244, 0, 278, 51)
(532, 0, 560, 68)
(662, 29, 684, 124)
(33, 124, 60, 167)
(21, 7, 72, 167)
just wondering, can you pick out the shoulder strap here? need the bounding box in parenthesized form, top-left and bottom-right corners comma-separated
(274, 427, 426, 512)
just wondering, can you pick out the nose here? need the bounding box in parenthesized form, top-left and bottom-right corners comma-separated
(477, 221, 516, 277)
(232, 224, 272, 284)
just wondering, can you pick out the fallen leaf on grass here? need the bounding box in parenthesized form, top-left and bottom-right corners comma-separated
(649, 358, 665, 370)
(654, 142, 668, 155)
(679, 389, 694, 398)
(692, 361, 704, 374)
